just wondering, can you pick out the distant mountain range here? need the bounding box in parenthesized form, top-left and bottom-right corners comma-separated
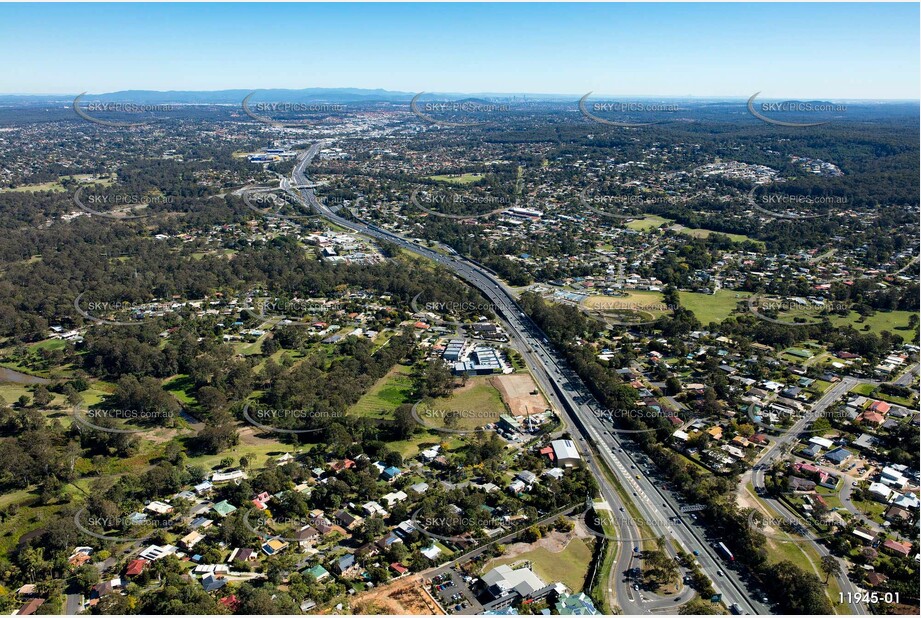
(0, 88, 574, 105)
(0, 89, 913, 105)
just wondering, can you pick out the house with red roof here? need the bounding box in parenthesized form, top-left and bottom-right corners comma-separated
(868, 401, 891, 415)
(219, 595, 240, 611)
(857, 410, 885, 426)
(124, 559, 148, 577)
(16, 599, 45, 616)
(252, 491, 271, 510)
(881, 539, 912, 557)
(390, 562, 409, 576)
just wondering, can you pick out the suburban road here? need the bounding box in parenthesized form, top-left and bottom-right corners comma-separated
(750, 377, 869, 614)
(282, 142, 774, 614)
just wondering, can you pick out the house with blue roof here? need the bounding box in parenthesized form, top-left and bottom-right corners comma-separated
(381, 466, 402, 481)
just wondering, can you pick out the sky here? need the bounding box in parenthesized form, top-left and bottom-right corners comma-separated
(0, 2, 918, 99)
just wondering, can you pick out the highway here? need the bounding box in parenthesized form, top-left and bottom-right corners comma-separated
(285, 142, 773, 614)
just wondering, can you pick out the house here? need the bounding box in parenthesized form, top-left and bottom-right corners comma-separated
(252, 491, 272, 510)
(868, 482, 893, 503)
(362, 501, 388, 517)
(212, 500, 237, 518)
(261, 538, 289, 556)
(227, 547, 256, 563)
(335, 552, 361, 577)
(335, 509, 361, 530)
(891, 492, 920, 509)
(409, 482, 430, 495)
(852, 433, 879, 452)
(544, 468, 564, 480)
(395, 520, 417, 538)
(295, 526, 320, 548)
(884, 505, 912, 522)
(382, 490, 408, 506)
(856, 410, 885, 427)
(91, 578, 121, 599)
(376, 533, 403, 551)
(145, 500, 174, 515)
(219, 595, 240, 612)
(299, 600, 317, 613)
(390, 562, 409, 576)
(508, 479, 527, 494)
(211, 470, 247, 484)
(181, 531, 206, 550)
(201, 573, 227, 592)
(801, 444, 822, 459)
(190, 516, 213, 530)
(421, 544, 442, 561)
(865, 572, 889, 588)
(824, 447, 852, 465)
(789, 476, 817, 492)
(139, 544, 178, 561)
(852, 527, 876, 543)
(881, 539, 912, 557)
(516, 470, 538, 486)
(381, 466, 403, 481)
(809, 436, 834, 449)
(194, 481, 214, 495)
(306, 564, 330, 582)
(16, 599, 45, 616)
(124, 559, 148, 577)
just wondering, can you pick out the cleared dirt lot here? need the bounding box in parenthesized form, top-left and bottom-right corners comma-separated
(352, 575, 446, 615)
(489, 373, 549, 417)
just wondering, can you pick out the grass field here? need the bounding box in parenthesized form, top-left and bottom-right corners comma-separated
(623, 214, 762, 245)
(485, 537, 594, 593)
(420, 378, 506, 430)
(582, 290, 667, 320)
(348, 364, 414, 420)
(849, 383, 876, 396)
(425, 173, 484, 185)
(0, 174, 115, 194)
(625, 215, 670, 231)
(678, 289, 752, 325)
(831, 310, 916, 337)
(669, 224, 761, 245)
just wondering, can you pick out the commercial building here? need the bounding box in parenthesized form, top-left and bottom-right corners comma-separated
(551, 439, 582, 467)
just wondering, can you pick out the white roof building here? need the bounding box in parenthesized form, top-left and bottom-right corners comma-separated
(809, 437, 834, 449)
(481, 564, 547, 598)
(868, 482, 893, 502)
(551, 439, 582, 467)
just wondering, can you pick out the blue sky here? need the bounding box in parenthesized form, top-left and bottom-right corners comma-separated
(0, 2, 917, 99)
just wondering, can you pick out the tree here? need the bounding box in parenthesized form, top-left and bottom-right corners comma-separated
(73, 564, 100, 594)
(32, 386, 52, 408)
(820, 555, 841, 584)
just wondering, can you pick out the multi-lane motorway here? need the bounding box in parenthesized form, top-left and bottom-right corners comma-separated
(283, 142, 782, 614)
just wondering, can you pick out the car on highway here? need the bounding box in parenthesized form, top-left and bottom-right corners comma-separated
(717, 570, 723, 577)
(692, 550, 700, 556)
